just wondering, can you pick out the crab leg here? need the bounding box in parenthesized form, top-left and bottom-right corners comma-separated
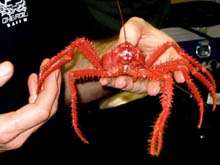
(150, 74, 174, 156)
(178, 49, 216, 90)
(180, 69, 205, 128)
(155, 59, 216, 111)
(145, 42, 216, 91)
(186, 62, 216, 111)
(37, 37, 103, 93)
(68, 69, 109, 144)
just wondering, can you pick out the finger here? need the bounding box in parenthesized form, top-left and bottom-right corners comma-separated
(28, 73, 38, 103)
(0, 69, 61, 139)
(37, 57, 61, 116)
(114, 76, 149, 93)
(128, 80, 148, 93)
(100, 76, 132, 89)
(99, 77, 115, 86)
(49, 69, 61, 116)
(146, 81, 161, 96)
(114, 76, 133, 89)
(118, 17, 143, 45)
(174, 71, 185, 83)
(0, 61, 14, 87)
(35, 69, 61, 115)
(101, 76, 148, 94)
(40, 58, 50, 69)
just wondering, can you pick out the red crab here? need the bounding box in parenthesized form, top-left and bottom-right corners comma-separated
(37, 0, 216, 157)
(37, 36, 216, 156)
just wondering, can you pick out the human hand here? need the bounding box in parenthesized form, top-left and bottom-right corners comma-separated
(100, 17, 185, 95)
(0, 59, 61, 152)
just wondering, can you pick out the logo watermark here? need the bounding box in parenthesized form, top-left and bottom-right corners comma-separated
(0, 0, 28, 28)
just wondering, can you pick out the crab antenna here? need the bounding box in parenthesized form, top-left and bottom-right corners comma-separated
(174, 84, 193, 97)
(116, 0, 127, 42)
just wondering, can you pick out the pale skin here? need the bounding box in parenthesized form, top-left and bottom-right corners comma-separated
(0, 60, 61, 152)
(0, 17, 184, 152)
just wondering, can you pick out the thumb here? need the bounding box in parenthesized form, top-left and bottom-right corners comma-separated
(0, 61, 14, 87)
(118, 17, 147, 45)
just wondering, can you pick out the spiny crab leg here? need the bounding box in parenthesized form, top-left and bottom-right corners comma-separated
(37, 37, 103, 93)
(145, 42, 216, 91)
(155, 59, 216, 112)
(180, 50, 216, 90)
(37, 46, 74, 93)
(37, 37, 112, 144)
(150, 73, 174, 156)
(186, 62, 217, 111)
(181, 69, 205, 128)
(68, 69, 109, 144)
(149, 56, 216, 156)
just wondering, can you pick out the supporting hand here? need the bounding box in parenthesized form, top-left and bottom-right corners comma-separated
(100, 17, 185, 95)
(0, 60, 61, 152)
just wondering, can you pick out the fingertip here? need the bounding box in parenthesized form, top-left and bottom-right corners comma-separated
(174, 71, 185, 83)
(28, 73, 38, 103)
(114, 77, 126, 88)
(99, 78, 110, 86)
(40, 58, 50, 69)
(118, 18, 142, 46)
(28, 73, 38, 87)
(0, 61, 14, 76)
(147, 81, 160, 96)
(0, 61, 14, 87)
